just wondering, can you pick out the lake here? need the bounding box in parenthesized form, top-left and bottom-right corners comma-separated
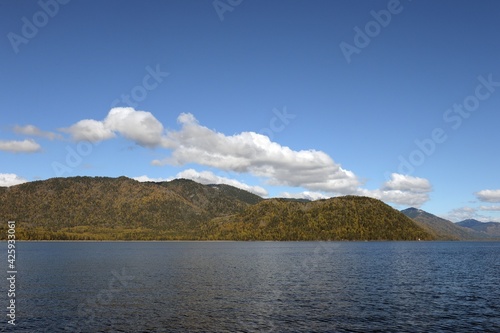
(1, 241, 500, 332)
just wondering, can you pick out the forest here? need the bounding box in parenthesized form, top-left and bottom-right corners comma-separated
(0, 176, 434, 241)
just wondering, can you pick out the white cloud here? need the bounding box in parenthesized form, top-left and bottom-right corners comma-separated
(133, 175, 171, 183)
(104, 107, 166, 147)
(153, 113, 360, 194)
(13, 125, 63, 140)
(0, 173, 28, 187)
(61, 107, 166, 147)
(476, 189, 500, 203)
(280, 191, 329, 201)
(382, 173, 432, 193)
(61, 119, 116, 142)
(0, 139, 41, 153)
(59, 110, 433, 207)
(176, 169, 268, 197)
(359, 173, 432, 207)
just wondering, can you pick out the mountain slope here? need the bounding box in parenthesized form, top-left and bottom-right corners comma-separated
(157, 178, 263, 216)
(206, 183, 264, 205)
(202, 196, 434, 241)
(0, 176, 255, 240)
(401, 208, 484, 240)
(1, 177, 434, 241)
(457, 219, 500, 237)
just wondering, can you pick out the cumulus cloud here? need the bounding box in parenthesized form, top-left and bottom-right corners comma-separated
(359, 173, 432, 207)
(176, 169, 268, 197)
(0, 173, 28, 187)
(0, 139, 41, 153)
(61, 119, 116, 142)
(59, 109, 433, 206)
(382, 173, 432, 193)
(13, 125, 63, 140)
(61, 107, 166, 147)
(153, 113, 360, 194)
(476, 189, 500, 203)
(104, 107, 166, 147)
(280, 173, 434, 205)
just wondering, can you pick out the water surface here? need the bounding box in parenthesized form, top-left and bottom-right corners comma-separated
(1, 241, 499, 332)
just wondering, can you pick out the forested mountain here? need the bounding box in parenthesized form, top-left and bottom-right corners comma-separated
(456, 219, 500, 237)
(1, 176, 434, 240)
(0, 177, 254, 240)
(401, 208, 486, 240)
(201, 196, 434, 241)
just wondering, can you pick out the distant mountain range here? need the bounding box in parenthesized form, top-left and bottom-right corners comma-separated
(401, 208, 500, 240)
(1, 176, 498, 241)
(456, 219, 500, 237)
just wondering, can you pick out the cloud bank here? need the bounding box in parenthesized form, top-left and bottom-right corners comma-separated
(58, 108, 434, 206)
(153, 113, 361, 195)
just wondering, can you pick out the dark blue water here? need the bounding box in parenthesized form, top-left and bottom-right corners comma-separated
(1, 241, 499, 332)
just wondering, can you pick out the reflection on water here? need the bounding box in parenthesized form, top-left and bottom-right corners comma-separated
(2, 241, 499, 332)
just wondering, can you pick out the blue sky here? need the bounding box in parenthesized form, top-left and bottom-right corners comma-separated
(1, 0, 500, 222)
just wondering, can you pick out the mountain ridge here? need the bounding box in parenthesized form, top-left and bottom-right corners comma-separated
(456, 219, 500, 237)
(401, 207, 489, 240)
(0, 176, 479, 241)
(203, 196, 433, 241)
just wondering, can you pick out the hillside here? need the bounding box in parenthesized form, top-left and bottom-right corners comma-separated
(401, 208, 484, 240)
(0, 176, 254, 240)
(206, 183, 264, 205)
(456, 219, 500, 237)
(0, 176, 434, 241)
(156, 178, 263, 216)
(202, 196, 434, 241)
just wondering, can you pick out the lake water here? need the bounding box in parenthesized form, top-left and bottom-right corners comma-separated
(1, 241, 500, 332)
